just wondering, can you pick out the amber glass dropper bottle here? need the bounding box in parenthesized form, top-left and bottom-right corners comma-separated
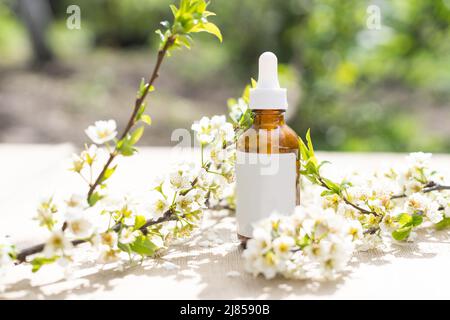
(236, 52, 300, 246)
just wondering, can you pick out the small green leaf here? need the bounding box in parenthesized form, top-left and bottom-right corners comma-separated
(88, 192, 103, 206)
(392, 226, 412, 241)
(130, 236, 157, 257)
(200, 22, 222, 42)
(320, 190, 336, 197)
(411, 214, 423, 227)
(298, 137, 309, 161)
(169, 4, 178, 17)
(134, 215, 147, 230)
(130, 127, 144, 145)
(31, 256, 58, 273)
(435, 217, 450, 230)
(397, 213, 412, 226)
(100, 165, 117, 183)
(306, 129, 315, 157)
(322, 177, 341, 194)
(118, 242, 131, 255)
(141, 114, 152, 125)
(136, 102, 147, 121)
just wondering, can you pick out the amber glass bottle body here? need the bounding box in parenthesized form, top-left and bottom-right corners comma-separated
(236, 109, 300, 245)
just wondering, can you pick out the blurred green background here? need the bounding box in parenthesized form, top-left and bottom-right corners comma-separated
(0, 0, 449, 152)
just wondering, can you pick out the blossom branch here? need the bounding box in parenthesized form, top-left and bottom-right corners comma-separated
(391, 181, 450, 199)
(16, 209, 181, 263)
(87, 36, 176, 201)
(316, 176, 377, 216)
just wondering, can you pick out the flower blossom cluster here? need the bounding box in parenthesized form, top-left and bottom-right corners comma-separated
(243, 206, 360, 280)
(243, 150, 450, 280)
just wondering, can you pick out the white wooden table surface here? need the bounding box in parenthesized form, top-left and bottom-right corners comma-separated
(1, 144, 450, 300)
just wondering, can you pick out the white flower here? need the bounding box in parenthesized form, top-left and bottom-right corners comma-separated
(252, 252, 280, 279)
(70, 153, 84, 172)
(229, 98, 248, 123)
(81, 144, 102, 165)
(249, 227, 272, 254)
(347, 219, 363, 241)
(357, 233, 382, 252)
(149, 194, 169, 218)
(98, 249, 120, 263)
(191, 115, 235, 146)
(35, 197, 58, 229)
(427, 202, 443, 224)
(191, 116, 214, 144)
(65, 194, 88, 220)
(85, 120, 117, 144)
(403, 179, 423, 196)
(43, 231, 73, 257)
(67, 216, 94, 238)
(191, 189, 207, 207)
(119, 228, 140, 244)
(101, 231, 118, 248)
(169, 167, 192, 190)
(176, 193, 200, 213)
(380, 214, 396, 233)
(273, 236, 295, 258)
(404, 193, 429, 215)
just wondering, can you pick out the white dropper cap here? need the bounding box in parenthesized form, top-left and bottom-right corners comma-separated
(249, 52, 288, 110)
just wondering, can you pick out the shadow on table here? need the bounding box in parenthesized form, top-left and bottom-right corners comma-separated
(2, 217, 448, 299)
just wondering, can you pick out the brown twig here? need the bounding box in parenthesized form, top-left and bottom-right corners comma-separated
(16, 210, 176, 264)
(87, 36, 176, 201)
(390, 182, 450, 200)
(316, 176, 378, 216)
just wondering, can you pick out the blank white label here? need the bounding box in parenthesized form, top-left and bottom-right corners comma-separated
(235, 151, 296, 238)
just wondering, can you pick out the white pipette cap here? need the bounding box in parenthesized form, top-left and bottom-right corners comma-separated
(249, 52, 288, 110)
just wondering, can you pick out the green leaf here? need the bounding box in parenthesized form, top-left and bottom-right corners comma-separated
(200, 22, 222, 42)
(306, 129, 315, 157)
(141, 114, 152, 125)
(435, 217, 450, 230)
(136, 102, 147, 121)
(88, 192, 103, 206)
(100, 165, 117, 184)
(176, 34, 193, 49)
(130, 127, 145, 145)
(169, 4, 178, 17)
(322, 178, 342, 194)
(117, 137, 137, 157)
(137, 78, 149, 98)
(118, 242, 131, 255)
(397, 213, 412, 226)
(411, 214, 423, 227)
(320, 190, 336, 196)
(31, 256, 58, 273)
(130, 236, 157, 257)
(298, 137, 309, 161)
(134, 215, 147, 230)
(297, 234, 311, 249)
(392, 226, 412, 241)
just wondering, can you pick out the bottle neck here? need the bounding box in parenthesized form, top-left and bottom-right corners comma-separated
(252, 109, 285, 127)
